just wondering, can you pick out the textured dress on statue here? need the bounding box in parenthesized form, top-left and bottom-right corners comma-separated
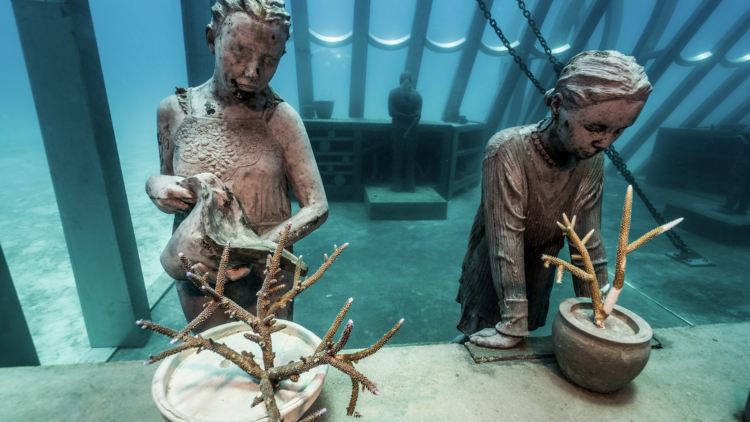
(456, 123, 609, 337)
(172, 86, 292, 235)
(168, 86, 298, 319)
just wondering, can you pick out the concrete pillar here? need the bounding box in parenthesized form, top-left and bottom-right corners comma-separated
(290, 0, 315, 117)
(349, 0, 370, 118)
(0, 244, 40, 367)
(11, 0, 151, 347)
(180, 0, 215, 87)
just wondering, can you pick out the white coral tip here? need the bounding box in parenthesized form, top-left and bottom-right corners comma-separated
(662, 217, 683, 232)
(170, 338, 179, 344)
(178, 252, 184, 257)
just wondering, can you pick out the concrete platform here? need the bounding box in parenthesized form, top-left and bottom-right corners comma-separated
(664, 202, 750, 245)
(364, 186, 447, 220)
(3, 322, 749, 421)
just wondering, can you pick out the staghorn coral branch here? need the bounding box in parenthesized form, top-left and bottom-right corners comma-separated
(144, 343, 196, 365)
(171, 301, 221, 343)
(300, 408, 327, 422)
(543, 186, 684, 328)
(259, 376, 281, 421)
(326, 357, 379, 395)
(580, 229, 595, 246)
(612, 186, 633, 291)
(137, 319, 179, 338)
(626, 217, 683, 254)
(140, 222, 400, 421)
(330, 320, 353, 355)
(565, 222, 605, 327)
(268, 244, 349, 317)
(541, 255, 595, 282)
(316, 298, 353, 354)
(555, 263, 564, 283)
(215, 241, 231, 296)
(342, 318, 404, 363)
(347, 378, 360, 416)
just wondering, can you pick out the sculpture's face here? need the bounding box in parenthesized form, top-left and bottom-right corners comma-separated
(210, 12, 286, 98)
(555, 98, 646, 160)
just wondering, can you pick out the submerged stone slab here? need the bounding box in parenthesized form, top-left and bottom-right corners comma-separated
(364, 186, 447, 220)
(664, 202, 750, 245)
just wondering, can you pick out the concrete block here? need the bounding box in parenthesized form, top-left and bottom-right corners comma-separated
(664, 202, 750, 245)
(364, 186, 447, 220)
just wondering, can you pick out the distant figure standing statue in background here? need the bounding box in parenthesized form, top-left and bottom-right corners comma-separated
(145, 0, 328, 332)
(388, 71, 422, 192)
(715, 133, 750, 216)
(456, 51, 652, 349)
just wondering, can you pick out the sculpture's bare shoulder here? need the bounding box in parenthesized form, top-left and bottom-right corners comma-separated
(157, 93, 186, 134)
(265, 101, 309, 148)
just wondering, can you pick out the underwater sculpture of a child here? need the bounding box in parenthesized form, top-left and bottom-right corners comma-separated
(456, 51, 653, 348)
(145, 0, 328, 331)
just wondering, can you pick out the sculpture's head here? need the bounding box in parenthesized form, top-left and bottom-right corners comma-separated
(400, 71, 413, 85)
(206, 0, 291, 99)
(543, 50, 652, 160)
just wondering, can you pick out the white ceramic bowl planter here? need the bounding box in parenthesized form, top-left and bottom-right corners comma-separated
(152, 321, 327, 422)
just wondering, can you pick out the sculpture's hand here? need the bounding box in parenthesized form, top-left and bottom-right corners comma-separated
(469, 328, 523, 349)
(193, 262, 252, 282)
(146, 174, 197, 214)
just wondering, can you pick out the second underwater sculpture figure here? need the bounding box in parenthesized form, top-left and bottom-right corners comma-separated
(145, 0, 328, 331)
(457, 51, 653, 348)
(388, 71, 423, 192)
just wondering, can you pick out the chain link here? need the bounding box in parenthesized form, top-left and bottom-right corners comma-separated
(515, 0, 564, 75)
(475, 0, 548, 95)
(475, 0, 692, 255)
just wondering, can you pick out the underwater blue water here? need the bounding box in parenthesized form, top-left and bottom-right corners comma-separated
(1, 0, 749, 365)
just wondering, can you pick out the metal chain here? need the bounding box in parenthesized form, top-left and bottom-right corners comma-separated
(515, 0, 564, 75)
(475, 0, 547, 95)
(475, 0, 693, 255)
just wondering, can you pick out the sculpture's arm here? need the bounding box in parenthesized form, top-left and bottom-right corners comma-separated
(145, 96, 197, 214)
(405, 94, 422, 135)
(265, 102, 329, 245)
(388, 90, 419, 119)
(483, 142, 529, 337)
(568, 154, 608, 296)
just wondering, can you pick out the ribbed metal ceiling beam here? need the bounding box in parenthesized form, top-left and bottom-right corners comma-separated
(441, 0, 494, 122)
(404, 0, 433, 89)
(617, 6, 750, 163)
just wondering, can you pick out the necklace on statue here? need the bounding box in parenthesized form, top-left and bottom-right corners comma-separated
(531, 118, 565, 167)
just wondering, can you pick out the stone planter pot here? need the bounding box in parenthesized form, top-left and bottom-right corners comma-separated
(552, 297, 652, 393)
(152, 320, 328, 422)
(312, 100, 335, 119)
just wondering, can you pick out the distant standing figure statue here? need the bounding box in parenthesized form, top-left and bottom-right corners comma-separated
(145, 0, 328, 332)
(715, 133, 750, 216)
(456, 51, 652, 349)
(388, 71, 422, 192)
